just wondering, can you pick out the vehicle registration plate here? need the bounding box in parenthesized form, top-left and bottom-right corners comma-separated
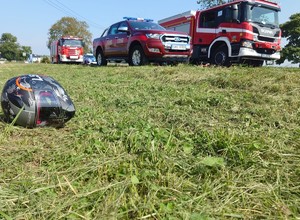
(171, 45, 186, 50)
(70, 56, 78, 59)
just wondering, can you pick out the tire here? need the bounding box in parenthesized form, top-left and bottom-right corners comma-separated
(96, 49, 107, 66)
(211, 45, 230, 67)
(129, 45, 148, 66)
(159, 62, 168, 66)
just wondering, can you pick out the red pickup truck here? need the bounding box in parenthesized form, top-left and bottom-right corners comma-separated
(93, 17, 192, 66)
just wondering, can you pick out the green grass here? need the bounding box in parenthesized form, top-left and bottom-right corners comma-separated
(0, 63, 299, 219)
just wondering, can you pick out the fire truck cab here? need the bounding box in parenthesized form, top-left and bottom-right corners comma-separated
(50, 36, 84, 64)
(158, 0, 281, 66)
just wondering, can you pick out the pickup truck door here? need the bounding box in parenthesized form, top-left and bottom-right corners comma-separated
(104, 23, 119, 56)
(115, 21, 130, 56)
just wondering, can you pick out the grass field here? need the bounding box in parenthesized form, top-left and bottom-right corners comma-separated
(0, 63, 299, 219)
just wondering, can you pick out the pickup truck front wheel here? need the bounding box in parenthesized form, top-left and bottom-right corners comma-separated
(96, 49, 107, 66)
(129, 45, 148, 66)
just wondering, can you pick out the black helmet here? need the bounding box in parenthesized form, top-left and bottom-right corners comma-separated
(1, 74, 75, 128)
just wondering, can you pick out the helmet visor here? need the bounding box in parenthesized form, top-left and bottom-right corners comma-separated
(36, 91, 63, 127)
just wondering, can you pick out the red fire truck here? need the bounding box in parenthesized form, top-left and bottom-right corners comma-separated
(50, 36, 84, 64)
(158, 0, 281, 66)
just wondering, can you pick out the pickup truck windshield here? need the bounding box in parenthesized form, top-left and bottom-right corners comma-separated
(245, 3, 279, 27)
(62, 39, 83, 47)
(129, 21, 166, 30)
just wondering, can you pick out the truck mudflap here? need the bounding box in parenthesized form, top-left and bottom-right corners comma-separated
(238, 47, 280, 60)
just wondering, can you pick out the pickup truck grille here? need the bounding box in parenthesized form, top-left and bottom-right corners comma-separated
(161, 34, 191, 52)
(161, 35, 190, 43)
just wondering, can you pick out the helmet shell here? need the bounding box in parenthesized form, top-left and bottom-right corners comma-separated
(1, 74, 75, 128)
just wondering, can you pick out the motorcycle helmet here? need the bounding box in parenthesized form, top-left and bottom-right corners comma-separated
(1, 74, 75, 128)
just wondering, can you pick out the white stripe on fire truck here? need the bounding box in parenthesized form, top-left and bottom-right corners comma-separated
(196, 27, 254, 35)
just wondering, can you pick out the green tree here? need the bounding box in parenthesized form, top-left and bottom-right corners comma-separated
(0, 33, 20, 61)
(20, 46, 32, 61)
(277, 13, 300, 65)
(47, 17, 92, 52)
(197, 0, 227, 9)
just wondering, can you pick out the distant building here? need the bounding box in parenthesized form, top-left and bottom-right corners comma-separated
(28, 54, 42, 63)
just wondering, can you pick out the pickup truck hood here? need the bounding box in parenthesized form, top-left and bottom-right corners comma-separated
(134, 29, 189, 36)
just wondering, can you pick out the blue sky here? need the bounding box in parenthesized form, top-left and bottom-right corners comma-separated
(0, 0, 299, 56)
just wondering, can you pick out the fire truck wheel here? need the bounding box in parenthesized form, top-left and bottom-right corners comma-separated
(129, 45, 148, 66)
(212, 45, 230, 67)
(96, 49, 107, 66)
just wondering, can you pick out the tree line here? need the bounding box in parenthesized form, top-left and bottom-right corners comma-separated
(0, 33, 32, 61)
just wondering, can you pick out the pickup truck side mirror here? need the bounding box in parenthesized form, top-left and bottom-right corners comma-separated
(118, 26, 129, 33)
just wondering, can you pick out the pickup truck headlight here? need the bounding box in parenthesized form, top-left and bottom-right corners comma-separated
(146, 33, 162, 39)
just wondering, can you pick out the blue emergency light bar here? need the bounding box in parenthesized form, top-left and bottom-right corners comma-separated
(123, 17, 154, 22)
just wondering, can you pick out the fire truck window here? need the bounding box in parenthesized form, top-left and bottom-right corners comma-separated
(252, 7, 276, 25)
(62, 39, 82, 47)
(224, 8, 233, 22)
(200, 11, 217, 28)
